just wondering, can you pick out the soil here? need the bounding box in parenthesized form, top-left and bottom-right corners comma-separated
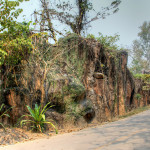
(0, 122, 101, 146)
(0, 128, 49, 146)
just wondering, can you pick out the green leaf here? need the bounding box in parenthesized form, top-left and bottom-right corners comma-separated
(0, 104, 4, 112)
(20, 120, 35, 127)
(44, 122, 58, 134)
(42, 114, 45, 121)
(26, 105, 36, 119)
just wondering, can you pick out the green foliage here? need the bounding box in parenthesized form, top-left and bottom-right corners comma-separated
(58, 33, 79, 45)
(66, 101, 82, 122)
(20, 102, 58, 133)
(135, 94, 142, 101)
(0, 0, 32, 66)
(0, 0, 28, 32)
(134, 74, 150, 91)
(41, 0, 121, 35)
(134, 74, 150, 88)
(134, 74, 144, 79)
(138, 21, 150, 66)
(134, 74, 150, 81)
(118, 106, 150, 119)
(0, 21, 33, 65)
(86, 32, 120, 52)
(130, 40, 148, 74)
(0, 104, 12, 131)
(96, 32, 120, 50)
(0, 0, 30, 33)
(86, 34, 96, 40)
(0, 49, 7, 65)
(63, 81, 85, 97)
(130, 21, 150, 73)
(77, 0, 93, 11)
(58, 33, 86, 80)
(65, 99, 93, 124)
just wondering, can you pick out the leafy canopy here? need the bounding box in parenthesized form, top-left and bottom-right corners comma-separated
(87, 32, 120, 50)
(0, 0, 32, 66)
(130, 21, 150, 73)
(33, 0, 121, 36)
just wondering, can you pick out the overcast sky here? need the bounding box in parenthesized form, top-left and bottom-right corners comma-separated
(18, 0, 150, 47)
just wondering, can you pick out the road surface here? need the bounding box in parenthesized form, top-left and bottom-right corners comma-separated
(1, 110, 150, 150)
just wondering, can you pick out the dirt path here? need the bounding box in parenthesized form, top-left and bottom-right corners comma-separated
(1, 110, 150, 150)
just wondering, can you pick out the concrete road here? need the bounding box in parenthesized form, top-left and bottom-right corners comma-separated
(1, 110, 150, 150)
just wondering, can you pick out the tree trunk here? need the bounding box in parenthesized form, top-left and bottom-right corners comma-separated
(40, 0, 58, 44)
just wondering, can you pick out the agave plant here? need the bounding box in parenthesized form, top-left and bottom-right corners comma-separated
(0, 104, 11, 131)
(20, 102, 58, 134)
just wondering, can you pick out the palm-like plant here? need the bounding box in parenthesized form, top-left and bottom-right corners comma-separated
(20, 102, 58, 134)
(0, 104, 11, 131)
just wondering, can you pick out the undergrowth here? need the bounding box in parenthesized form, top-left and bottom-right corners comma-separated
(118, 106, 150, 119)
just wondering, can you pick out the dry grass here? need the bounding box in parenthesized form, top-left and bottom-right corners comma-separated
(112, 106, 150, 121)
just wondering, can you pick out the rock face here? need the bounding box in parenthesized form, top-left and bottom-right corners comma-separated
(1, 36, 150, 126)
(83, 41, 135, 121)
(83, 40, 150, 121)
(134, 78, 150, 107)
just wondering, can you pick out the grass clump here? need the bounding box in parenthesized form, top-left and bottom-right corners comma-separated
(118, 106, 150, 119)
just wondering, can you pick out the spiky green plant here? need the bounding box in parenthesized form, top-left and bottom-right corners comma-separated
(0, 104, 11, 131)
(20, 102, 58, 134)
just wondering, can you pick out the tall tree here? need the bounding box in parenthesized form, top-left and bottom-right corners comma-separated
(39, 0, 58, 44)
(138, 21, 150, 68)
(51, 0, 121, 35)
(33, 0, 121, 37)
(130, 21, 150, 74)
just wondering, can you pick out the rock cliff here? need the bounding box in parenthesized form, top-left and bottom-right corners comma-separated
(0, 35, 149, 127)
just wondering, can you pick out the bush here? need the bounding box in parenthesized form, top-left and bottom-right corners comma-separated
(135, 93, 142, 100)
(20, 102, 58, 133)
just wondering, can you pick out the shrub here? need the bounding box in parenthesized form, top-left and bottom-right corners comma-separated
(86, 34, 96, 40)
(135, 93, 142, 101)
(20, 102, 58, 133)
(96, 32, 120, 50)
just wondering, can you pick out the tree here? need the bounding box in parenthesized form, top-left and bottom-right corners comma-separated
(0, 22, 32, 65)
(130, 40, 146, 74)
(38, 0, 58, 44)
(0, 0, 31, 65)
(0, 0, 33, 105)
(138, 21, 150, 68)
(130, 21, 150, 74)
(33, 0, 121, 38)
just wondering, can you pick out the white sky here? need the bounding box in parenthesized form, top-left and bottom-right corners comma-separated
(18, 0, 150, 48)
(90, 0, 150, 47)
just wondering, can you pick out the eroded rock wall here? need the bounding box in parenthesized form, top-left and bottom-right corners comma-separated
(83, 40, 149, 122)
(1, 37, 149, 126)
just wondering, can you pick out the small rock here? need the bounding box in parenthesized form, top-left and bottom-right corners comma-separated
(93, 72, 104, 79)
